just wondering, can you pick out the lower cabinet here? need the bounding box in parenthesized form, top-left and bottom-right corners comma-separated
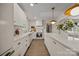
(12, 34, 33, 56)
(44, 36, 77, 56)
(31, 32, 36, 39)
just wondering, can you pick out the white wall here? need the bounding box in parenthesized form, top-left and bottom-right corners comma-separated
(0, 4, 14, 54)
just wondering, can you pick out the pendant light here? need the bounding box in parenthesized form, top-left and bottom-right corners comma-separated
(49, 7, 56, 24)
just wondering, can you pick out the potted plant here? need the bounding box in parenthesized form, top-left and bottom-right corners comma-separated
(57, 24, 64, 30)
(57, 19, 74, 31)
(65, 19, 74, 30)
(57, 24, 64, 33)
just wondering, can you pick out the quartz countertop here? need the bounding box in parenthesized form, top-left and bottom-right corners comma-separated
(45, 33, 79, 53)
(14, 32, 33, 41)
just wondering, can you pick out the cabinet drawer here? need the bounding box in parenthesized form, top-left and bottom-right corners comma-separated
(52, 40, 76, 55)
(14, 41, 22, 49)
(45, 37, 76, 56)
(12, 43, 28, 56)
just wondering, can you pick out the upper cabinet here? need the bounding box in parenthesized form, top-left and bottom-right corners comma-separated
(14, 4, 26, 26)
(14, 4, 29, 35)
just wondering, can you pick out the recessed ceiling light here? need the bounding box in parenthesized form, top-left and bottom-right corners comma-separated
(30, 3, 34, 6)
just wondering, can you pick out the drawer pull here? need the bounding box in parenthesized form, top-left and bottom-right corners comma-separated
(25, 44, 27, 46)
(18, 42, 21, 45)
(18, 54, 21, 56)
(53, 41, 56, 44)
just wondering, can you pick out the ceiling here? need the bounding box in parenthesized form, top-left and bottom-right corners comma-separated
(18, 3, 74, 21)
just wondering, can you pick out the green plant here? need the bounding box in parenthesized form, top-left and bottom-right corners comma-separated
(57, 24, 64, 30)
(65, 19, 74, 28)
(57, 19, 74, 31)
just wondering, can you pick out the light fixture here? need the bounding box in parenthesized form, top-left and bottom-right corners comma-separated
(30, 3, 38, 7)
(49, 7, 56, 24)
(30, 3, 34, 6)
(65, 4, 79, 16)
(71, 6, 79, 16)
(51, 20, 56, 24)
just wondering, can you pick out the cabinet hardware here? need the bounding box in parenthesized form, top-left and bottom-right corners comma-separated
(25, 44, 27, 46)
(18, 42, 21, 45)
(18, 54, 21, 56)
(53, 41, 56, 44)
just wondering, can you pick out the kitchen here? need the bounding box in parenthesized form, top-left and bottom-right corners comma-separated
(0, 3, 79, 56)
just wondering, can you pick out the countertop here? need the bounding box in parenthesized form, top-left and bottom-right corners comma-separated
(14, 32, 33, 41)
(45, 33, 79, 53)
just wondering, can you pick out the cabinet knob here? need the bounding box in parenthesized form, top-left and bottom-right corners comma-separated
(53, 41, 56, 44)
(18, 42, 21, 45)
(25, 44, 27, 46)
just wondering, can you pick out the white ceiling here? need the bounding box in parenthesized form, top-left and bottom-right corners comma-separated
(18, 3, 74, 21)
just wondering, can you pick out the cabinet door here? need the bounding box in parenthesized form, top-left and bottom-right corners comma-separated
(18, 44, 27, 56)
(32, 32, 36, 39)
(19, 36, 30, 56)
(50, 38, 76, 56)
(14, 4, 29, 31)
(45, 36, 76, 56)
(12, 39, 28, 56)
(28, 33, 33, 42)
(44, 36, 54, 55)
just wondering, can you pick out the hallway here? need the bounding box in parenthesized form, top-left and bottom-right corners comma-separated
(25, 39, 49, 56)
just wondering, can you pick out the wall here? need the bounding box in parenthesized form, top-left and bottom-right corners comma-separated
(0, 4, 14, 54)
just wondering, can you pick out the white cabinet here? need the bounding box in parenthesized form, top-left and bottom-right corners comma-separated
(12, 34, 31, 56)
(31, 32, 36, 39)
(44, 34, 77, 56)
(51, 39, 76, 56)
(12, 4, 30, 56)
(14, 4, 28, 29)
(14, 4, 29, 36)
(0, 3, 31, 56)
